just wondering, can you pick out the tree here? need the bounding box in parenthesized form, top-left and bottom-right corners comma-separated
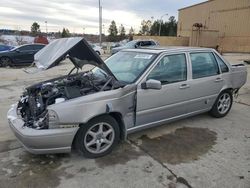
(31, 22, 40, 35)
(129, 27, 134, 36)
(128, 27, 134, 41)
(148, 16, 178, 36)
(168, 16, 177, 36)
(61, 28, 70, 38)
(108, 20, 118, 41)
(139, 20, 152, 35)
(150, 20, 161, 36)
(119, 24, 126, 36)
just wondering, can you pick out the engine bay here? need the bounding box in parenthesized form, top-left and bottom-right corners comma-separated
(17, 71, 121, 129)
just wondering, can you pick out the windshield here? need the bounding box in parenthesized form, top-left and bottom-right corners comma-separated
(124, 41, 137, 48)
(93, 51, 157, 83)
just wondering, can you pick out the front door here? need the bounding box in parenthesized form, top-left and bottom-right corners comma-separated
(136, 53, 191, 126)
(15, 45, 35, 64)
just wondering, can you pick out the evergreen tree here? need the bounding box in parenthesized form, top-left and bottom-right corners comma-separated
(139, 20, 152, 35)
(129, 27, 134, 35)
(108, 20, 118, 41)
(119, 24, 126, 36)
(31, 22, 40, 35)
(61, 28, 70, 38)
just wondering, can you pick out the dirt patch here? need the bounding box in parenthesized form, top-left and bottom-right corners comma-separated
(0, 151, 73, 188)
(95, 142, 144, 168)
(138, 127, 217, 164)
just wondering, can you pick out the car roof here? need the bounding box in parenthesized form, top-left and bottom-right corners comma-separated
(19, 43, 45, 47)
(133, 39, 156, 42)
(122, 46, 215, 54)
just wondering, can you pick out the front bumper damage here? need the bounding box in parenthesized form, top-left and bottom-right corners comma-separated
(7, 104, 79, 154)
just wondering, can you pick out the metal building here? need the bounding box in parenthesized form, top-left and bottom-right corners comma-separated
(178, 0, 250, 52)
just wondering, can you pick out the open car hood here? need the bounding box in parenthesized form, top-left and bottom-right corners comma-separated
(33, 37, 116, 79)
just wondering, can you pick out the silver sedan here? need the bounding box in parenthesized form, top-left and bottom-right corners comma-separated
(7, 38, 247, 158)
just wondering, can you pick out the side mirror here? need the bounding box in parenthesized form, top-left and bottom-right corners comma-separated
(15, 49, 20, 53)
(141, 79, 162, 90)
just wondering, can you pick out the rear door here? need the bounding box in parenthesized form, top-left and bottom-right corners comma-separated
(186, 51, 224, 112)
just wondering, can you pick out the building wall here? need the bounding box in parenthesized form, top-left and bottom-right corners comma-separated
(178, 0, 250, 52)
(178, 0, 250, 37)
(133, 36, 189, 46)
(219, 36, 250, 53)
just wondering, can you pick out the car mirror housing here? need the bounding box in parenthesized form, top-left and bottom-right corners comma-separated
(15, 49, 20, 53)
(141, 79, 162, 90)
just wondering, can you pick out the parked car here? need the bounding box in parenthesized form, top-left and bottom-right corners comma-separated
(0, 43, 45, 67)
(7, 38, 247, 158)
(0, 44, 14, 52)
(111, 39, 158, 54)
(90, 43, 104, 55)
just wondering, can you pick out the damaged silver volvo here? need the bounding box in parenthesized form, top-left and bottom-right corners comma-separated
(7, 37, 247, 158)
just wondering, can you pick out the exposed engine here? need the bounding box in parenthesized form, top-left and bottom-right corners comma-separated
(17, 71, 121, 129)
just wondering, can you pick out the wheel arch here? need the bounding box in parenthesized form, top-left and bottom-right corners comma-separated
(220, 87, 233, 94)
(72, 112, 126, 149)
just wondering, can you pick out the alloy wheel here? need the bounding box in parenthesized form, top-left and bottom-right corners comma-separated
(0, 57, 11, 67)
(217, 93, 231, 114)
(84, 122, 115, 154)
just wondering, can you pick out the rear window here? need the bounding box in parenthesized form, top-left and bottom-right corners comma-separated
(214, 53, 229, 73)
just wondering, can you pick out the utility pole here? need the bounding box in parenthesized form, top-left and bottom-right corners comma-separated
(99, 0, 102, 46)
(158, 13, 168, 36)
(45, 21, 48, 35)
(103, 24, 105, 35)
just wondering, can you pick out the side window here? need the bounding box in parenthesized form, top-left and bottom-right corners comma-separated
(190, 52, 219, 79)
(141, 41, 151, 47)
(147, 54, 187, 84)
(18, 45, 33, 51)
(214, 53, 229, 73)
(33, 45, 44, 50)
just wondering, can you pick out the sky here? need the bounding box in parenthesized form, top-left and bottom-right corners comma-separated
(0, 0, 205, 34)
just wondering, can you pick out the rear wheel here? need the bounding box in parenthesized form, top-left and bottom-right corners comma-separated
(209, 90, 233, 118)
(75, 115, 120, 158)
(0, 57, 12, 67)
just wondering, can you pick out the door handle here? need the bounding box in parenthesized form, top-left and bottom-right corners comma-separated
(214, 78, 223, 82)
(179, 84, 190, 89)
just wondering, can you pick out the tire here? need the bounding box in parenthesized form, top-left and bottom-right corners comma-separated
(0, 57, 12, 67)
(209, 90, 233, 118)
(74, 115, 120, 158)
(95, 51, 101, 55)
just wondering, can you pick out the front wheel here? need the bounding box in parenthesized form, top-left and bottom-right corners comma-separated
(75, 115, 120, 158)
(0, 57, 12, 67)
(209, 90, 233, 118)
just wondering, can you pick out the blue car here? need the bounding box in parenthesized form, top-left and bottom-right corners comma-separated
(0, 44, 14, 52)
